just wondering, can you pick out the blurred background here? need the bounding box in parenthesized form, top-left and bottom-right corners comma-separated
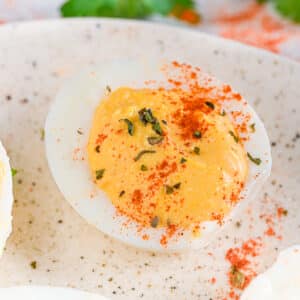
(0, 0, 299, 61)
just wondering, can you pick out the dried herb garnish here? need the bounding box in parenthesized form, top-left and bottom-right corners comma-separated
(193, 146, 200, 155)
(205, 101, 215, 110)
(119, 190, 125, 197)
(229, 130, 239, 143)
(165, 185, 174, 194)
(231, 266, 245, 289)
(250, 123, 256, 132)
(77, 128, 83, 135)
(166, 182, 181, 194)
(147, 136, 164, 145)
(40, 128, 45, 141)
(95, 169, 105, 180)
(152, 121, 163, 135)
(140, 164, 148, 171)
(106, 85, 111, 93)
(120, 118, 134, 136)
(220, 110, 226, 116)
(193, 130, 202, 138)
(138, 108, 155, 124)
(180, 157, 187, 164)
(150, 216, 159, 228)
(95, 145, 100, 153)
(247, 152, 262, 165)
(162, 120, 168, 125)
(11, 168, 18, 177)
(134, 150, 156, 161)
(173, 182, 181, 189)
(138, 107, 163, 135)
(30, 261, 37, 269)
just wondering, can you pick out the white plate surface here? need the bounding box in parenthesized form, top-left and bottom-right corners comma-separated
(0, 19, 299, 299)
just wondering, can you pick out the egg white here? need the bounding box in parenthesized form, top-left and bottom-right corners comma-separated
(241, 245, 300, 300)
(45, 58, 271, 251)
(0, 286, 109, 300)
(0, 140, 13, 255)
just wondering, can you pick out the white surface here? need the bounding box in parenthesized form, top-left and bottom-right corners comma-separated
(241, 245, 300, 300)
(0, 141, 13, 256)
(0, 19, 298, 299)
(0, 285, 108, 300)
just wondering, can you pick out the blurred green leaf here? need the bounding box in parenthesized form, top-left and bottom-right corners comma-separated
(257, 0, 300, 23)
(273, 0, 300, 23)
(61, 0, 195, 19)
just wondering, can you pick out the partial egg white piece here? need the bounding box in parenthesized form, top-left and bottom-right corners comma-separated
(241, 245, 300, 300)
(0, 140, 13, 255)
(45, 58, 271, 251)
(0, 286, 109, 300)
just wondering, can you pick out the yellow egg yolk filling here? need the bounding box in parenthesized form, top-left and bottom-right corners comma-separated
(87, 87, 248, 229)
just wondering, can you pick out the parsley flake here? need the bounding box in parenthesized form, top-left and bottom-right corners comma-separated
(95, 169, 105, 180)
(229, 130, 239, 143)
(247, 152, 262, 165)
(120, 119, 134, 136)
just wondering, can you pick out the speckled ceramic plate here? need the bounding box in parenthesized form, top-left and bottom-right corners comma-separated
(0, 285, 108, 299)
(0, 19, 299, 300)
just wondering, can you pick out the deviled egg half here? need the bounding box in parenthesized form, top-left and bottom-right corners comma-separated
(45, 59, 271, 251)
(0, 140, 13, 255)
(241, 245, 300, 300)
(0, 286, 109, 300)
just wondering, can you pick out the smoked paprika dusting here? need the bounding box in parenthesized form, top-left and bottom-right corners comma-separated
(225, 238, 262, 298)
(87, 61, 251, 246)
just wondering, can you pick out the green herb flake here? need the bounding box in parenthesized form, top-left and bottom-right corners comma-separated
(193, 146, 200, 155)
(165, 185, 174, 194)
(120, 118, 134, 136)
(229, 130, 239, 143)
(119, 190, 125, 197)
(11, 168, 18, 177)
(220, 110, 226, 116)
(173, 182, 181, 189)
(150, 216, 159, 228)
(30, 261, 37, 270)
(250, 123, 256, 133)
(95, 169, 105, 180)
(40, 128, 45, 141)
(180, 157, 187, 164)
(247, 152, 262, 165)
(162, 120, 168, 125)
(140, 164, 148, 171)
(138, 107, 163, 135)
(134, 150, 156, 161)
(138, 108, 155, 124)
(95, 145, 100, 153)
(147, 136, 164, 145)
(193, 130, 202, 139)
(205, 101, 215, 110)
(106, 85, 112, 93)
(231, 266, 245, 289)
(152, 121, 163, 135)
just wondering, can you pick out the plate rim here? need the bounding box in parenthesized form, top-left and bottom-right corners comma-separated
(0, 17, 299, 70)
